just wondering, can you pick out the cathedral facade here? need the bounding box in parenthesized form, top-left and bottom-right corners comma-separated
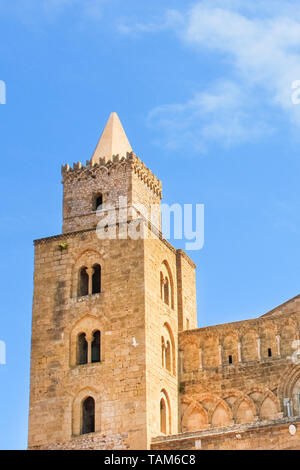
(28, 113, 300, 450)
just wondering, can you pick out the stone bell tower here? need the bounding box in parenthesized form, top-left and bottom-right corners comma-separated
(28, 112, 197, 450)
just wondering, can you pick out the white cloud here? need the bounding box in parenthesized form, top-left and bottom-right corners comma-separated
(117, 9, 183, 35)
(142, 1, 300, 151)
(148, 81, 272, 152)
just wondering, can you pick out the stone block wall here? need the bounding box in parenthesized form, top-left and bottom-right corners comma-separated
(151, 418, 300, 450)
(28, 229, 148, 449)
(178, 297, 300, 437)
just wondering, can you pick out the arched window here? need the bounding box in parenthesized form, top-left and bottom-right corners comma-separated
(95, 194, 103, 211)
(165, 341, 171, 372)
(164, 277, 169, 305)
(78, 267, 89, 297)
(160, 272, 164, 299)
(160, 261, 174, 309)
(92, 330, 101, 363)
(92, 264, 101, 294)
(161, 337, 165, 367)
(81, 397, 95, 435)
(161, 323, 176, 375)
(77, 333, 88, 365)
(160, 398, 167, 434)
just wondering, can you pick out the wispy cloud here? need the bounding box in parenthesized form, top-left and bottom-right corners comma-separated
(124, 1, 300, 152)
(148, 81, 272, 152)
(117, 9, 183, 35)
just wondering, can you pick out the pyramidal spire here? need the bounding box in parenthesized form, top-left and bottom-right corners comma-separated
(91, 112, 132, 163)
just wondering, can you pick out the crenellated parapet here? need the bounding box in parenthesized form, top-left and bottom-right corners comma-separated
(61, 151, 162, 198)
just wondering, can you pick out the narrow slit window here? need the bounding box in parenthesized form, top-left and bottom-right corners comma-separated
(160, 398, 167, 434)
(228, 355, 233, 364)
(95, 194, 103, 211)
(91, 330, 101, 363)
(78, 267, 89, 297)
(77, 333, 88, 365)
(92, 264, 101, 294)
(161, 337, 165, 367)
(165, 341, 171, 372)
(268, 348, 272, 357)
(164, 277, 169, 305)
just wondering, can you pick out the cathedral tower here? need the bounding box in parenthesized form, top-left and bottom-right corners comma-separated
(28, 113, 197, 450)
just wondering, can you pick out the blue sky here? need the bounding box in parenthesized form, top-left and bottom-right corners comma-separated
(1, 0, 300, 449)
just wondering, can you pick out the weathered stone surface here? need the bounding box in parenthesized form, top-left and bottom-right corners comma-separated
(29, 113, 300, 450)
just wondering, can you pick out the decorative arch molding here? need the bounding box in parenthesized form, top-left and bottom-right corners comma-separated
(162, 322, 176, 375)
(219, 330, 239, 344)
(69, 314, 104, 366)
(200, 331, 219, 342)
(222, 389, 244, 408)
(72, 386, 101, 436)
(279, 324, 297, 357)
(278, 364, 300, 416)
(200, 335, 219, 368)
(71, 249, 104, 298)
(232, 395, 257, 424)
(209, 398, 233, 427)
(181, 401, 209, 432)
(239, 324, 259, 336)
(160, 389, 172, 435)
(221, 333, 239, 364)
(259, 390, 280, 421)
(180, 335, 199, 349)
(260, 326, 277, 359)
(241, 329, 259, 362)
(196, 392, 220, 408)
(278, 318, 297, 334)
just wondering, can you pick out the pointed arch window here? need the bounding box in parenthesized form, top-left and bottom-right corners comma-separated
(161, 323, 176, 375)
(81, 397, 95, 435)
(160, 261, 174, 309)
(77, 264, 102, 297)
(160, 398, 167, 435)
(76, 330, 101, 366)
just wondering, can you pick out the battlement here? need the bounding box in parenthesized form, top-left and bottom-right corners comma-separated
(62, 151, 162, 198)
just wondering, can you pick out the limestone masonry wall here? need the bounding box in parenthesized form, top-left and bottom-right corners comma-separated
(151, 418, 300, 450)
(28, 230, 148, 449)
(177, 296, 300, 441)
(29, 114, 300, 450)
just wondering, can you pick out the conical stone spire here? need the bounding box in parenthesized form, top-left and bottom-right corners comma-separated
(91, 112, 132, 163)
